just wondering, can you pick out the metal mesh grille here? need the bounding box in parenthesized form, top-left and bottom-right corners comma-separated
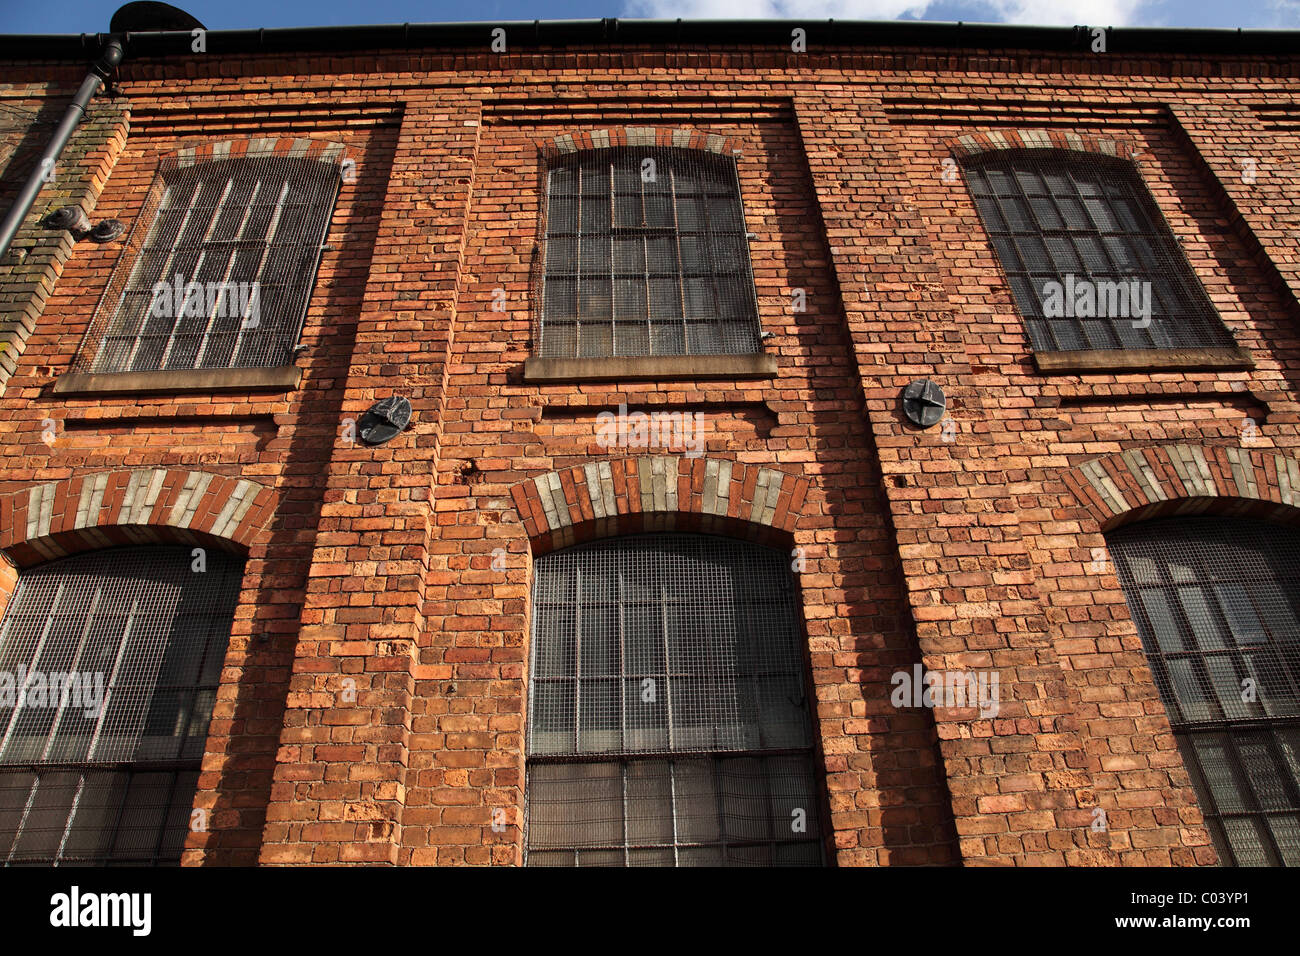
(525, 533, 824, 866)
(1109, 518, 1300, 866)
(79, 151, 339, 373)
(963, 149, 1235, 352)
(535, 147, 762, 358)
(0, 547, 243, 866)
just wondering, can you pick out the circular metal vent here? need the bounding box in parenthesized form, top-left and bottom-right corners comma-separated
(359, 396, 412, 446)
(901, 379, 947, 429)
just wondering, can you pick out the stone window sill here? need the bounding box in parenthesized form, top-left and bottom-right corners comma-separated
(523, 353, 777, 383)
(52, 366, 302, 396)
(1033, 347, 1254, 374)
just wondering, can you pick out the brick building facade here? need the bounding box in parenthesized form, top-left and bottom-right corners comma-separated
(0, 19, 1297, 867)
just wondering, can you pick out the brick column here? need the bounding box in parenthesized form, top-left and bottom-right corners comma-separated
(259, 98, 481, 864)
(1168, 103, 1300, 321)
(795, 93, 1115, 865)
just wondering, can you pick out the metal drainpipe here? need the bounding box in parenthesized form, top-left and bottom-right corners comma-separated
(0, 35, 124, 262)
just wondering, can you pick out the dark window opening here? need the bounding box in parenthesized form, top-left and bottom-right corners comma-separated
(1109, 517, 1300, 866)
(525, 533, 825, 866)
(0, 546, 243, 866)
(963, 149, 1235, 353)
(535, 147, 762, 359)
(82, 153, 339, 374)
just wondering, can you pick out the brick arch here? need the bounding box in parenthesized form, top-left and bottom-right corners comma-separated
(1063, 443, 1300, 532)
(166, 137, 350, 168)
(947, 129, 1145, 163)
(0, 469, 278, 567)
(509, 456, 809, 555)
(537, 126, 742, 157)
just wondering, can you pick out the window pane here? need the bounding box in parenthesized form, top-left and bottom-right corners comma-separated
(1268, 815, 1300, 866)
(1223, 817, 1274, 866)
(1177, 587, 1224, 648)
(1190, 734, 1249, 812)
(579, 235, 610, 273)
(1017, 236, 1053, 271)
(612, 236, 644, 272)
(626, 760, 674, 845)
(1136, 590, 1184, 653)
(1028, 197, 1063, 229)
(546, 196, 578, 235)
(580, 196, 611, 233)
(1237, 735, 1291, 811)
(613, 279, 647, 321)
(526, 762, 622, 849)
(613, 192, 640, 228)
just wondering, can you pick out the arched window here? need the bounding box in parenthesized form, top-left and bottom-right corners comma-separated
(536, 147, 761, 359)
(525, 533, 824, 866)
(0, 546, 243, 865)
(84, 151, 340, 373)
(962, 149, 1236, 353)
(1108, 518, 1300, 866)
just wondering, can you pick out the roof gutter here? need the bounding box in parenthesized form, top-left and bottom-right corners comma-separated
(0, 34, 124, 261)
(0, 19, 1297, 61)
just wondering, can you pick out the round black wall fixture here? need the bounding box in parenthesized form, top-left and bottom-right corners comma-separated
(88, 219, 126, 243)
(901, 379, 946, 428)
(359, 396, 412, 446)
(41, 205, 91, 233)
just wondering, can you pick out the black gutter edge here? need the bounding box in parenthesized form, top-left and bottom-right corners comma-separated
(0, 19, 1297, 61)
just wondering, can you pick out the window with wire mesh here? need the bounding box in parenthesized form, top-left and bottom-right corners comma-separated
(535, 147, 762, 358)
(0, 546, 243, 866)
(1108, 518, 1300, 866)
(79, 151, 339, 374)
(525, 533, 824, 866)
(962, 149, 1235, 353)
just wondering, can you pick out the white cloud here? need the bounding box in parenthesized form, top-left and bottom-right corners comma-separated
(622, 0, 1154, 28)
(625, 0, 927, 17)
(981, 0, 1150, 25)
(1269, 0, 1300, 27)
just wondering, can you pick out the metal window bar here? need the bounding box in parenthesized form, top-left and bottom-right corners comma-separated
(0, 547, 243, 866)
(962, 149, 1235, 353)
(534, 147, 763, 359)
(223, 178, 292, 367)
(1108, 517, 1300, 866)
(113, 176, 201, 372)
(149, 174, 242, 371)
(185, 177, 267, 370)
(524, 533, 824, 867)
(35, 582, 103, 765)
(78, 150, 340, 374)
(1175, 725, 1300, 866)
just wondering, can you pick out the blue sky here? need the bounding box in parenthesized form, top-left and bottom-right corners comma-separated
(1, 0, 1297, 34)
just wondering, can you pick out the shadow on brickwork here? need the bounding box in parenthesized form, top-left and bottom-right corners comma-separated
(193, 123, 403, 865)
(757, 122, 961, 865)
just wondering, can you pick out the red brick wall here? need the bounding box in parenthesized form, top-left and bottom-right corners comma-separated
(0, 82, 403, 863)
(0, 39, 1297, 865)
